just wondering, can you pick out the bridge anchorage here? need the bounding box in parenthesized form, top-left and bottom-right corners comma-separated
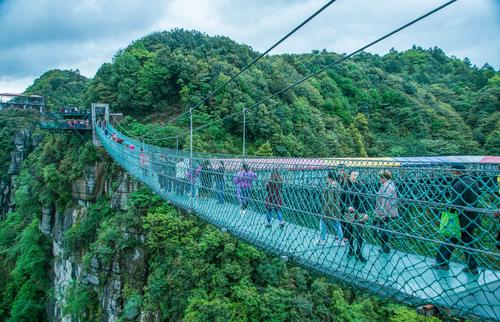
(93, 114, 499, 321)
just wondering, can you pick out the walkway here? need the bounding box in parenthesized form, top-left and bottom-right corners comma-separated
(96, 124, 500, 321)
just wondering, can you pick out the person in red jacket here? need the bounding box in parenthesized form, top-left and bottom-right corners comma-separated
(265, 169, 285, 228)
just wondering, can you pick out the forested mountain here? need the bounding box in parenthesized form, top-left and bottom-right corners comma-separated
(25, 69, 89, 110)
(1, 28, 495, 321)
(83, 29, 499, 156)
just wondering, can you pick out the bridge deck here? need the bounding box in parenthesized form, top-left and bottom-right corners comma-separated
(164, 191, 499, 320)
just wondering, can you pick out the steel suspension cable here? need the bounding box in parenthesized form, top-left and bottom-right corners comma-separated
(135, 0, 340, 141)
(143, 0, 459, 147)
(241, 0, 458, 115)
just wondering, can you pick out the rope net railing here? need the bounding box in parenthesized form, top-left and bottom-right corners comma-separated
(97, 123, 500, 320)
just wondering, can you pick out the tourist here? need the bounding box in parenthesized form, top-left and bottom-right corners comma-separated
(345, 171, 369, 262)
(139, 148, 149, 177)
(265, 169, 285, 228)
(214, 161, 225, 204)
(156, 153, 168, 193)
(374, 170, 399, 253)
(199, 160, 213, 199)
(233, 163, 257, 216)
(165, 156, 176, 193)
(433, 163, 480, 275)
(338, 164, 350, 244)
(318, 170, 344, 245)
(187, 161, 201, 199)
(175, 159, 188, 195)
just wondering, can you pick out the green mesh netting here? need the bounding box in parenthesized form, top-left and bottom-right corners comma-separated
(97, 123, 499, 320)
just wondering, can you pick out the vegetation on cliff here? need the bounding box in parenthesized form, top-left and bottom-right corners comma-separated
(0, 133, 98, 321)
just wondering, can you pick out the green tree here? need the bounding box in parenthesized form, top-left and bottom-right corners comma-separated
(255, 141, 273, 156)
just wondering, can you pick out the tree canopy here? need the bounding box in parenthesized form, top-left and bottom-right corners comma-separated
(79, 29, 498, 156)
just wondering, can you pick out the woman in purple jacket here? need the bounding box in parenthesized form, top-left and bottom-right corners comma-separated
(233, 163, 257, 216)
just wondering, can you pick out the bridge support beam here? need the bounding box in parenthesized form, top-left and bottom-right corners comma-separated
(243, 108, 246, 158)
(91, 103, 109, 147)
(189, 108, 193, 210)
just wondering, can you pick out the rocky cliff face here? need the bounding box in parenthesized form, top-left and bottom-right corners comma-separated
(0, 127, 146, 321)
(0, 129, 41, 217)
(49, 163, 143, 322)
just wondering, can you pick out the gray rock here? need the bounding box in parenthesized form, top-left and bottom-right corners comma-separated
(71, 163, 106, 202)
(110, 172, 138, 210)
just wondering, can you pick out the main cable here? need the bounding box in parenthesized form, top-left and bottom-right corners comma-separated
(241, 0, 458, 116)
(136, 0, 339, 141)
(144, 0, 458, 145)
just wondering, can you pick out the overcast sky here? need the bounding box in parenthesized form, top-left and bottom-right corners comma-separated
(0, 0, 499, 93)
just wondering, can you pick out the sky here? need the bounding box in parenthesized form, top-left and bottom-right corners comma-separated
(0, 0, 499, 93)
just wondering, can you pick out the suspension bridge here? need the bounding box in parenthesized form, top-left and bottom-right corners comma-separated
(94, 121, 499, 320)
(16, 0, 499, 319)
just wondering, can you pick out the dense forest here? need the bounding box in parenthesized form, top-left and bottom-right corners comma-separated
(26, 69, 90, 111)
(0, 29, 497, 321)
(81, 29, 498, 156)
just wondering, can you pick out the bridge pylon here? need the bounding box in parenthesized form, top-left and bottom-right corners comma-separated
(91, 103, 109, 147)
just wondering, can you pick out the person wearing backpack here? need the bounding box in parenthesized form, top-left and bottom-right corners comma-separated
(433, 164, 480, 275)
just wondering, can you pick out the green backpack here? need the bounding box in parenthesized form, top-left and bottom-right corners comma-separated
(439, 211, 461, 239)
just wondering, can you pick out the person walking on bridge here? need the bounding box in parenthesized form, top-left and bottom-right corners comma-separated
(433, 163, 480, 275)
(199, 160, 213, 199)
(157, 153, 171, 194)
(338, 165, 350, 245)
(214, 161, 225, 204)
(175, 159, 188, 195)
(345, 171, 369, 262)
(265, 169, 285, 228)
(318, 170, 344, 245)
(187, 161, 202, 199)
(375, 170, 399, 253)
(139, 148, 149, 177)
(234, 163, 257, 216)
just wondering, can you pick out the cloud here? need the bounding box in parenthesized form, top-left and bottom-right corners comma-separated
(0, 0, 498, 93)
(0, 0, 169, 82)
(0, 76, 34, 94)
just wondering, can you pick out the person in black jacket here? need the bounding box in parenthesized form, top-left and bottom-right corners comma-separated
(433, 163, 480, 275)
(337, 164, 350, 244)
(214, 161, 225, 204)
(199, 160, 213, 199)
(344, 170, 369, 262)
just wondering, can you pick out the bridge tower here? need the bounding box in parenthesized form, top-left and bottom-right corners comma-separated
(91, 103, 109, 146)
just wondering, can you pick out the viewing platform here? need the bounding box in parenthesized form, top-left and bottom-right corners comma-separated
(40, 107, 92, 131)
(0, 93, 45, 112)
